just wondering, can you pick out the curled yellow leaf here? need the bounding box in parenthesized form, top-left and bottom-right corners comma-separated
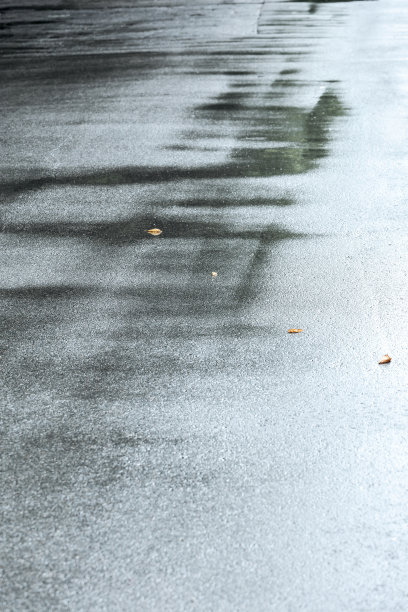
(288, 328, 302, 333)
(378, 354, 391, 364)
(146, 228, 162, 236)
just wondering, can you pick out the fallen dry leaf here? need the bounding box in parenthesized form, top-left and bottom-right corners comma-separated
(146, 228, 162, 236)
(288, 329, 302, 333)
(378, 354, 391, 364)
(211, 271, 218, 277)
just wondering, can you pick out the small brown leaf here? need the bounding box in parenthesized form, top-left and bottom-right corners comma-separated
(146, 228, 162, 236)
(288, 328, 302, 333)
(211, 271, 218, 277)
(378, 354, 391, 364)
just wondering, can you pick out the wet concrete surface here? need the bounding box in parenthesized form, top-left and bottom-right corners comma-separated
(2, 0, 408, 610)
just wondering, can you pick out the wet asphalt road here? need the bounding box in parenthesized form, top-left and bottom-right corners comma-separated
(3, 0, 408, 610)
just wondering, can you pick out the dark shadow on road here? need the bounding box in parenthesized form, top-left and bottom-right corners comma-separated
(1, 89, 345, 201)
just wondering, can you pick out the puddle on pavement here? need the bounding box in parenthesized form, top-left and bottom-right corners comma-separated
(1, 0, 350, 409)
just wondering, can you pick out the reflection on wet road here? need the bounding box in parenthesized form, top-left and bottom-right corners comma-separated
(3, 0, 408, 610)
(1, 1, 349, 377)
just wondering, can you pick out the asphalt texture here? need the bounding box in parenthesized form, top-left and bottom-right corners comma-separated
(2, 0, 408, 610)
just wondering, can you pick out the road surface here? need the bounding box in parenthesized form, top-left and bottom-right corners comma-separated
(2, 0, 408, 610)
